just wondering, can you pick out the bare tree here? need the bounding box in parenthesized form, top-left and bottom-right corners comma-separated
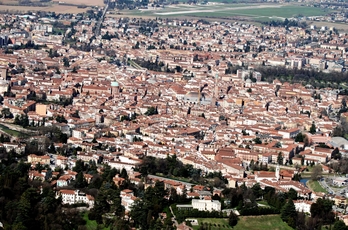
(311, 165, 322, 181)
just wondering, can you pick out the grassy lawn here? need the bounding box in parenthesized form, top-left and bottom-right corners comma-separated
(307, 180, 327, 193)
(257, 200, 271, 207)
(82, 212, 110, 230)
(0, 124, 29, 138)
(192, 218, 231, 230)
(234, 215, 293, 230)
(193, 215, 292, 230)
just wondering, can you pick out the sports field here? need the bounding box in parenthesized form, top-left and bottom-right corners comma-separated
(122, 3, 331, 22)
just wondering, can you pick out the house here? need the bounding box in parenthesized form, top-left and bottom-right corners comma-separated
(57, 175, 73, 187)
(294, 200, 312, 213)
(120, 189, 138, 212)
(191, 196, 221, 211)
(113, 174, 125, 187)
(56, 155, 68, 167)
(56, 189, 94, 208)
(27, 154, 50, 165)
(3, 142, 26, 154)
(28, 170, 45, 181)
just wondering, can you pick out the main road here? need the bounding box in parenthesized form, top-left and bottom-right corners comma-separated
(95, 0, 109, 37)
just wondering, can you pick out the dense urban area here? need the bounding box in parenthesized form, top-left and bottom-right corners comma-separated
(2, 0, 348, 230)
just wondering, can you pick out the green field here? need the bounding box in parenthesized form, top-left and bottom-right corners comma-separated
(0, 124, 29, 138)
(234, 215, 293, 230)
(82, 212, 110, 230)
(193, 215, 292, 230)
(192, 218, 231, 230)
(307, 180, 327, 193)
(123, 4, 331, 22)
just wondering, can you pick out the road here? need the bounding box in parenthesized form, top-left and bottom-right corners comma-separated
(95, 0, 109, 37)
(319, 178, 335, 194)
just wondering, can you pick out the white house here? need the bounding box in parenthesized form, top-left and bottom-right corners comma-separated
(192, 197, 221, 212)
(294, 200, 312, 214)
(120, 189, 138, 212)
(57, 189, 94, 208)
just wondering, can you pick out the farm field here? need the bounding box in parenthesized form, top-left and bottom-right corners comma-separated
(52, 0, 104, 7)
(0, 0, 104, 6)
(0, 4, 92, 13)
(308, 20, 348, 31)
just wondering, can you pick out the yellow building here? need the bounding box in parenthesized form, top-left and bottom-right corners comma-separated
(36, 104, 47, 116)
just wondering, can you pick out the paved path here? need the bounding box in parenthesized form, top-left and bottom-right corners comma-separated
(148, 174, 195, 188)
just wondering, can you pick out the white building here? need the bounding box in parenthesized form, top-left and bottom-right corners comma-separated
(120, 189, 137, 212)
(56, 189, 94, 208)
(294, 200, 312, 214)
(192, 197, 221, 212)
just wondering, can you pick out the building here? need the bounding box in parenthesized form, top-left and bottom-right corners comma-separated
(191, 196, 221, 212)
(27, 154, 50, 165)
(120, 189, 137, 212)
(294, 200, 312, 213)
(56, 189, 94, 208)
(36, 104, 47, 116)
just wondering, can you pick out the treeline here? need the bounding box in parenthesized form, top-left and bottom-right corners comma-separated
(172, 205, 224, 224)
(262, 18, 307, 28)
(255, 66, 348, 88)
(137, 156, 226, 186)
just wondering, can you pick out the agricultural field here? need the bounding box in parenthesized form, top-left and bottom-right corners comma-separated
(121, 3, 331, 22)
(309, 20, 348, 31)
(51, 0, 104, 7)
(0, 4, 92, 13)
(0, 0, 104, 6)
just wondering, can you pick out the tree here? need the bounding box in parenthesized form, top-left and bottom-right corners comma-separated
(144, 107, 158, 116)
(310, 122, 316, 134)
(295, 133, 304, 142)
(253, 137, 262, 144)
(71, 110, 80, 118)
(1, 108, 13, 118)
(75, 171, 87, 189)
(251, 183, 262, 199)
(47, 143, 56, 153)
(63, 57, 70, 67)
(332, 147, 341, 160)
(288, 188, 297, 200)
(281, 199, 296, 228)
(55, 115, 67, 123)
(277, 152, 283, 165)
(333, 220, 348, 230)
(310, 198, 335, 225)
(311, 165, 322, 181)
(228, 211, 238, 227)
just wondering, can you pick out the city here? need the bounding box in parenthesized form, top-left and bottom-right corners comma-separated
(1, 0, 348, 229)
